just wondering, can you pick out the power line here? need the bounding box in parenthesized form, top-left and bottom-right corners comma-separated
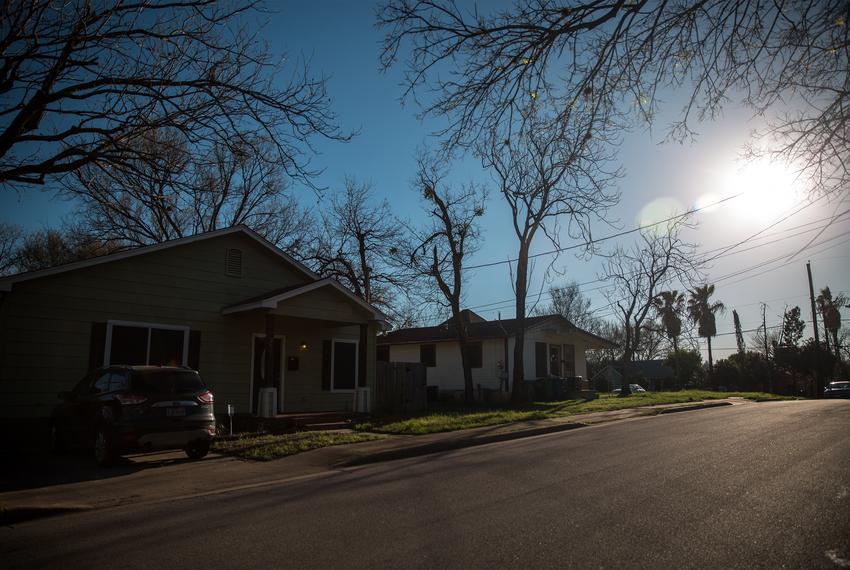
(463, 193, 743, 270)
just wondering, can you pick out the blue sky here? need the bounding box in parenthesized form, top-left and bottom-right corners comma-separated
(2, 0, 848, 357)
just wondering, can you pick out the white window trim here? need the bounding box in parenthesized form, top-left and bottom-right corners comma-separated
(104, 320, 191, 367)
(248, 333, 286, 414)
(330, 338, 358, 393)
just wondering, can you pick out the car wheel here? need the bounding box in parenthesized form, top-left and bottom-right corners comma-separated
(49, 421, 65, 454)
(93, 427, 116, 467)
(185, 440, 210, 460)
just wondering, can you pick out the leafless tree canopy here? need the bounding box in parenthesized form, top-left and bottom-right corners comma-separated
(379, 0, 850, 194)
(1, 0, 349, 189)
(61, 129, 309, 250)
(408, 152, 486, 401)
(307, 179, 408, 321)
(0, 221, 21, 274)
(601, 218, 701, 392)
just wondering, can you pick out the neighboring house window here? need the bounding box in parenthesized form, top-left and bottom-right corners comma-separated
(563, 344, 576, 377)
(535, 342, 547, 378)
(462, 342, 483, 368)
(420, 344, 437, 367)
(332, 339, 358, 391)
(549, 345, 562, 377)
(105, 321, 190, 366)
(376, 345, 390, 362)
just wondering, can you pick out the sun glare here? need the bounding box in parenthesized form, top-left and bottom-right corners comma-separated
(719, 158, 803, 221)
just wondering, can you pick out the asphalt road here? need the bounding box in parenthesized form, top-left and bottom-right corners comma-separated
(3, 399, 849, 569)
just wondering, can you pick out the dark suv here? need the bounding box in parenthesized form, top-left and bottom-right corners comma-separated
(50, 366, 216, 466)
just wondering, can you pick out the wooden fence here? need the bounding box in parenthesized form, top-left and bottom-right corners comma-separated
(374, 361, 427, 414)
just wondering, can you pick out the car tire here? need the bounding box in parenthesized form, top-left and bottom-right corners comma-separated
(49, 421, 65, 454)
(93, 427, 116, 467)
(185, 440, 210, 460)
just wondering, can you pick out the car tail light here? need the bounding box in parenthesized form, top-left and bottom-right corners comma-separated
(115, 393, 148, 406)
(197, 390, 214, 404)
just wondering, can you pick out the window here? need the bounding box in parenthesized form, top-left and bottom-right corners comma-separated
(535, 342, 547, 378)
(563, 344, 576, 377)
(332, 340, 357, 391)
(376, 345, 390, 362)
(105, 321, 190, 366)
(420, 344, 436, 367)
(462, 342, 483, 368)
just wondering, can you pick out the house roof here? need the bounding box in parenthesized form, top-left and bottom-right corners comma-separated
(378, 314, 615, 348)
(0, 225, 318, 292)
(221, 278, 387, 323)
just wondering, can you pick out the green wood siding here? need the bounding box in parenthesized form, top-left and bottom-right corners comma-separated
(0, 233, 377, 418)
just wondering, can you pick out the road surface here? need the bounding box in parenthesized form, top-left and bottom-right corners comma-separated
(3, 399, 849, 568)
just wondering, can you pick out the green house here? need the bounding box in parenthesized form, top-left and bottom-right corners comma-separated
(0, 226, 385, 420)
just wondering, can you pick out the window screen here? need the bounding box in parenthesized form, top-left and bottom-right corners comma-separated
(420, 344, 437, 367)
(333, 341, 357, 390)
(149, 328, 185, 366)
(110, 325, 148, 365)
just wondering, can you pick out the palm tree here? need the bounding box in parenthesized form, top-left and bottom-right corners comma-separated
(653, 290, 684, 389)
(817, 287, 846, 356)
(687, 284, 725, 375)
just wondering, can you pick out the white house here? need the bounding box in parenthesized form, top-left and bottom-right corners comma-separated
(376, 310, 614, 395)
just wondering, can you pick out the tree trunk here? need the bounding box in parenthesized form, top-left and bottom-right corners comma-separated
(511, 243, 529, 403)
(672, 336, 680, 390)
(456, 310, 474, 404)
(707, 336, 715, 388)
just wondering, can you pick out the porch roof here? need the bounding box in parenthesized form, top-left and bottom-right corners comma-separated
(221, 278, 387, 324)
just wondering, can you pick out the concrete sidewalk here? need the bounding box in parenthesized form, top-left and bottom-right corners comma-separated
(0, 398, 753, 524)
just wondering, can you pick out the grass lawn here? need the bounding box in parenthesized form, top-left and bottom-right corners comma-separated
(211, 431, 384, 461)
(354, 390, 796, 435)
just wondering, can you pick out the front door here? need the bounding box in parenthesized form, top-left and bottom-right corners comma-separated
(252, 337, 282, 414)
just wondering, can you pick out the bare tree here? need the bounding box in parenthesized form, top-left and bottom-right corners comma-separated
(534, 281, 600, 333)
(308, 179, 407, 320)
(62, 130, 310, 250)
(1, 1, 349, 189)
(0, 222, 22, 275)
(408, 153, 486, 403)
(480, 109, 619, 402)
(379, 1, 849, 196)
(12, 226, 120, 273)
(602, 219, 700, 395)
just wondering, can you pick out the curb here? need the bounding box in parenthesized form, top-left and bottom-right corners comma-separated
(656, 401, 734, 414)
(0, 503, 93, 525)
(343, 400, 736, 466)
(341, 421, 586, 466)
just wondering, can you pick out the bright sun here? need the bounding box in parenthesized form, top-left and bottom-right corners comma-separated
(717, 158, 804, 221)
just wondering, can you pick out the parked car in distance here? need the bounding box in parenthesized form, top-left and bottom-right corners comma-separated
(824, 381, 850, 399)
(50, 366, 216, 466)
(611, 384, 647, 395)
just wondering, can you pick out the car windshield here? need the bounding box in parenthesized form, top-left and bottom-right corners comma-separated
(131, 370, 205, 394)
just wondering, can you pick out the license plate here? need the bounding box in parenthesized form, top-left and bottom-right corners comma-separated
(166, 407, 186, 417)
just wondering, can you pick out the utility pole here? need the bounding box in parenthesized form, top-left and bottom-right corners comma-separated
(762, 303, 772, 393)
(806, 261, 822, 398)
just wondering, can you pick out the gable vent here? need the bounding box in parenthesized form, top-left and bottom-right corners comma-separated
(225, 248, 243, 277)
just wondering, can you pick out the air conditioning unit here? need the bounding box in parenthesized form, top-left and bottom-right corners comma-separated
(354, 387, 371, 413)
(257, 387, 278, 418)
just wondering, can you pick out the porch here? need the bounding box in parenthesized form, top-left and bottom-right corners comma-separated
(218, 278, 385, 416)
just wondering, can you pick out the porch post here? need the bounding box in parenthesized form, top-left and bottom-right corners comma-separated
(265, 312, 275, 389)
